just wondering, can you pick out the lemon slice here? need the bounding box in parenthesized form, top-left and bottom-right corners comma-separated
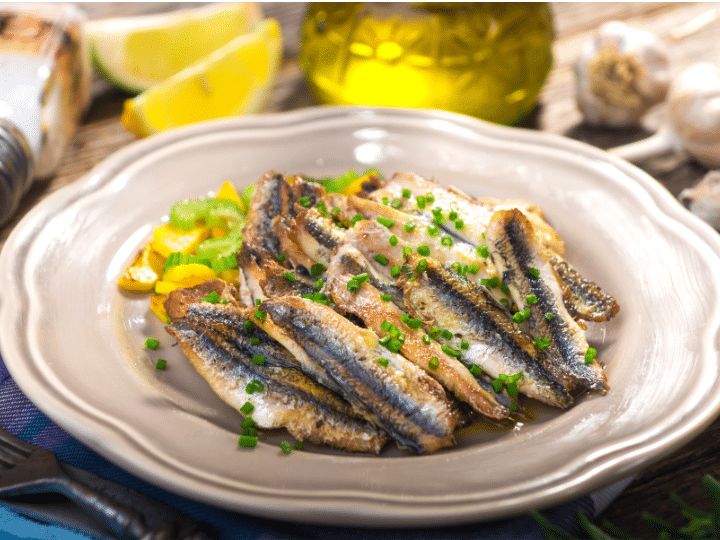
(121, 18, 282, 138)
(88, 2, 263, 94)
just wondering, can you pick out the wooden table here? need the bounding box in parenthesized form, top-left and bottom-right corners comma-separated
(3, 3, 720, 537)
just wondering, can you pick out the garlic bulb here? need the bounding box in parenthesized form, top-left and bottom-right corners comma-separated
(667, 62, 720, 168)
(575, 21, 670, 127)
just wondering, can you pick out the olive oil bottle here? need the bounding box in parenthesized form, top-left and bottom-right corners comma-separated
(299, 2, 554, 125)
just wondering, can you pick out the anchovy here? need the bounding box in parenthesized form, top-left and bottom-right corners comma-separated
(242, 170, 291, 258)
(484, 209, 608, 393)
(401, 254, 573, 408)
(326, 244, 511, 420)
(257, 296, 459, 454)
(548, 254, 620, 322)
(166, 301, 387, 454)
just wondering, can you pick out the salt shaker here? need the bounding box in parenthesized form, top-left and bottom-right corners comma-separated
(0, 3, 90, 226)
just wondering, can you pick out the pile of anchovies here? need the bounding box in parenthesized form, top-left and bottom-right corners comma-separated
(165, 170, 620, 455)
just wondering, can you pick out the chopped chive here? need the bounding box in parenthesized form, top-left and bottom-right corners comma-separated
(256, 298, 262, 306)
(432, 210, 445, 225)
(155, 359, 167, 370)
(377, 216, 395, 229)
(477, 245, 489, 258)
(512, 308, 531, 324)
(350, 213, 364, 225)
(529, 267, 540, 278)
(491, 379, 503, 393)
(441, 345, 461, 358)
(294, 441, 304, 451)
(377, 357, 389, 367)
(241, 416, 256, 428)
(509, 402, 518, 411)
(240, 401, 255, 415)
(403, 246, 413, 260)
(283, 272, 296, 282)
(374, 253, 389, 265)
(380, 293, 392, 301)
(422, 334, 430, 344)
(315, 279, 324, 289)
(144, 338, 160, 350)
(427, 225, 439, 237)
(380, 320, 393, 332)
(441, 329, 453, 341)
(448, 210, 458, 221)
(428, 357, 439, 370)
(387, 339, 402, 353)
(378, 335, 392, 346)
(455, 219, 465, 230)
(244, 319, 254, 333)
(415, 258, 428, 274)
(389, 235, 398, 246)
(506, 381, 519, 398)
(440, 236, 453, 247)
(535, 336, 550, 350)
(425, 193, 435, 204)
(584, 347, 597, 364)
(346, 279, 359, 292)
(406, 317, 422, 329)
(468, 263, 480, 274)
(402, 188, 412, 198)
(310, 263, 325, 277)
(254, 309, 267, 322)
(242, 426, 257, 437)
(416, 195, 426, 209)
(526, 294, 538, 305)
(545, 312, 554, 321)
(277, 253, 286, 262)
(238, 435, 257, 448)
(481, 276, 501, 288)
(417, 245, 430, 256)
(250, 337, 260, 346)
(280, 441, 293, 454)
(316, 200, 328, 216)
(201, 290, 222, 303)
(403, 221, 417, 233)
(382, 197, 389, 205)
(468, 364, 482, 377)
(429, 327, 442, 339)
(499, 283, 511, 295)
(298, 196, 310, 207)
(390, 265, 402, 278)
(390, 198, 403, 209)
(251, 354, 266, 365)
(355, 273, 369, 284)
(460, 340, 469, 350)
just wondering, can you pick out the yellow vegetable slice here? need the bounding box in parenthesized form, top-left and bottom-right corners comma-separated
(121, 18, 282, 138)
(216, 180, 243, 206)
(150, 294, 170, 324)
(118, 244, 166, 293)
(156, 263, 217, 294)
(151, 223, 210, 259)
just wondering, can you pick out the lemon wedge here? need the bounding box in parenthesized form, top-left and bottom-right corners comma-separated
(88, 3, 263, 94)
(121, 18, 282, 138)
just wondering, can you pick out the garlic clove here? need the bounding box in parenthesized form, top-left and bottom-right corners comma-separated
(575, 21, 670, 128)
(667, 62, 720, 168)
(679, 170, 720, 229)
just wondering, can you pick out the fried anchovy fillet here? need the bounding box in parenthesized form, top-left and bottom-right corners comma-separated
(165, 300, 387, 454)
(484, 209, 609, 394)
(257, 296, 459, 454)
(401, 254, 573, 408)
(547, 254, 620, 322)
(242, 170, 291, 258)
(327, 244, 511, 420)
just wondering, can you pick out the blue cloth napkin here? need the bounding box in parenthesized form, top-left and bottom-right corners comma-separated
(0, 351, 631, 540)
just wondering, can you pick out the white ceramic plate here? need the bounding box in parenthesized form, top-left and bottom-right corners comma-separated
(2, 106, 720, 527)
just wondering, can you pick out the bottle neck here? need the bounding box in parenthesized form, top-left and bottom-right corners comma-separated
(0, 118, 33, 226)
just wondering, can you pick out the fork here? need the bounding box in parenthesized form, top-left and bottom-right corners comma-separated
(0, 426, 209, 539)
